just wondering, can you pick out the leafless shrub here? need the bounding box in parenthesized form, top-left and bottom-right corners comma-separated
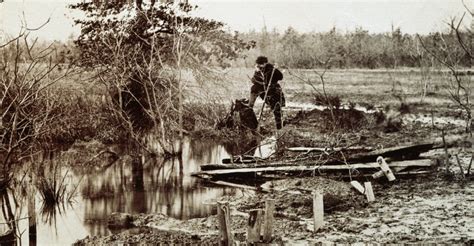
(0, 29, 73, 172)
(417, 12, 473, 135)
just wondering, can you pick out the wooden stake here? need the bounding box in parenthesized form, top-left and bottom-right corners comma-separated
(350, 181, 365, 194)
(467, 154, 473, 176)
(455, 154, 466, 178)
(217, 201, 232, 246)
(364, 182, 375, 202)
(376, 156, 396, 181)
(312, 191, 324, 232)
(263, 199, 275, 243)
(247, 209, 263, 244)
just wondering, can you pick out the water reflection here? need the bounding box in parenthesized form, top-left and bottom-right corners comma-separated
(0, 137, 267, 244)
(57, 138, 244, 244)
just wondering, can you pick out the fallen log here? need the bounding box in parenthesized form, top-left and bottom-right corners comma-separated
(193, 159, 434, 177)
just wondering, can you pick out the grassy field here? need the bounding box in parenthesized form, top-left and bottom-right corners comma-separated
(208, 67, 469, 112)
(36, 67, 471, 145)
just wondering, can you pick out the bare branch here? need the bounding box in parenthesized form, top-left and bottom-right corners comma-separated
(462, 0, 474, 16)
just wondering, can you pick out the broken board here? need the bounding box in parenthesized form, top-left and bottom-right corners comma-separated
(193, 159, 433, 177)
(347, 143, 434, 163)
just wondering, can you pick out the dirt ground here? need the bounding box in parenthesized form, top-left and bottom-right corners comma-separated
(75, 69, 474, 245)
(75, 175, 473, 245)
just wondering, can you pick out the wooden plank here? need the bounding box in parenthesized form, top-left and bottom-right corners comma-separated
(206, 180, 260, 191)
(247, 209, 263, 243)
(287, 146, 373, 152)
(349, 143, 434, 162)
(350, 181, 365, 194)
(193, 159, 433, 176)
(344, 170, 434, 179)
(263, 199, 275, 243)
(313, 192, 324, 232)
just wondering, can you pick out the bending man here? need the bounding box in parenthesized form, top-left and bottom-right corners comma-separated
(248, 56, 285, 130)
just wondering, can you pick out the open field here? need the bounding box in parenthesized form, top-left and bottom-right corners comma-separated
(205, 67, 467, 111)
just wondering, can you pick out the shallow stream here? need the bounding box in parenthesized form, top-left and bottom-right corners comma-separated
(0, 137, 275, 245)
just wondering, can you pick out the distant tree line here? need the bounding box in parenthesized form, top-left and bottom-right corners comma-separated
(238, 26, 471, 69)
(18, 25, 471, 70)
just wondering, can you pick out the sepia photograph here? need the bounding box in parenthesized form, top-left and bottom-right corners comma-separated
(0, 0, 473, 245)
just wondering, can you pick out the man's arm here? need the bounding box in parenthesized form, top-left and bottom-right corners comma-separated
(267, 67, 283, 86)
(252, 70, 265, 85)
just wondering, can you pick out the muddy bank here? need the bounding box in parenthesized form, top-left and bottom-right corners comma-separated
(73, 103, 473, 245)
(75, 174, 473, 245)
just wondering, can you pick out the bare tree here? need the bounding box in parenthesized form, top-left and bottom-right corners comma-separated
(0, 28, 72, 174)
(417, 13, 473, 135)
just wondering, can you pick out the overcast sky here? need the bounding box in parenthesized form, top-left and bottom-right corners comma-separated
(0, 0, 471, 42)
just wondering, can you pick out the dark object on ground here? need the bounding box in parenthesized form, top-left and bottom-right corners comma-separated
(216, 99, 258, 131)
(222, 155, 263, 164)
(108, 212, 134, 229)
(222, 136, 259, 156)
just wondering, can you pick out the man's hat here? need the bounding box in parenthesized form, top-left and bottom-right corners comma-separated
(256, 56, 268, 64)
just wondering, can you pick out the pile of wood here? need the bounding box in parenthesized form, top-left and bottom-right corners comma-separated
(192, 143, 439, 182)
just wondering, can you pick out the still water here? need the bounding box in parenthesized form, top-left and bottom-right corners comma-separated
(0, 137, 275, 245)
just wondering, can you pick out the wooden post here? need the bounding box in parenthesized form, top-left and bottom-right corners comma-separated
(376, 156, 396, 181)
(455, 154, 466, 178)
(364, 182, 375, 202)
(217, 201, 232, 246)
(312, 191, 324, 232)
(263, 199, 275, 243)
(350, 181, 365, 194)
(467, 154, 473, 176)
(247, 209, 263, 244)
